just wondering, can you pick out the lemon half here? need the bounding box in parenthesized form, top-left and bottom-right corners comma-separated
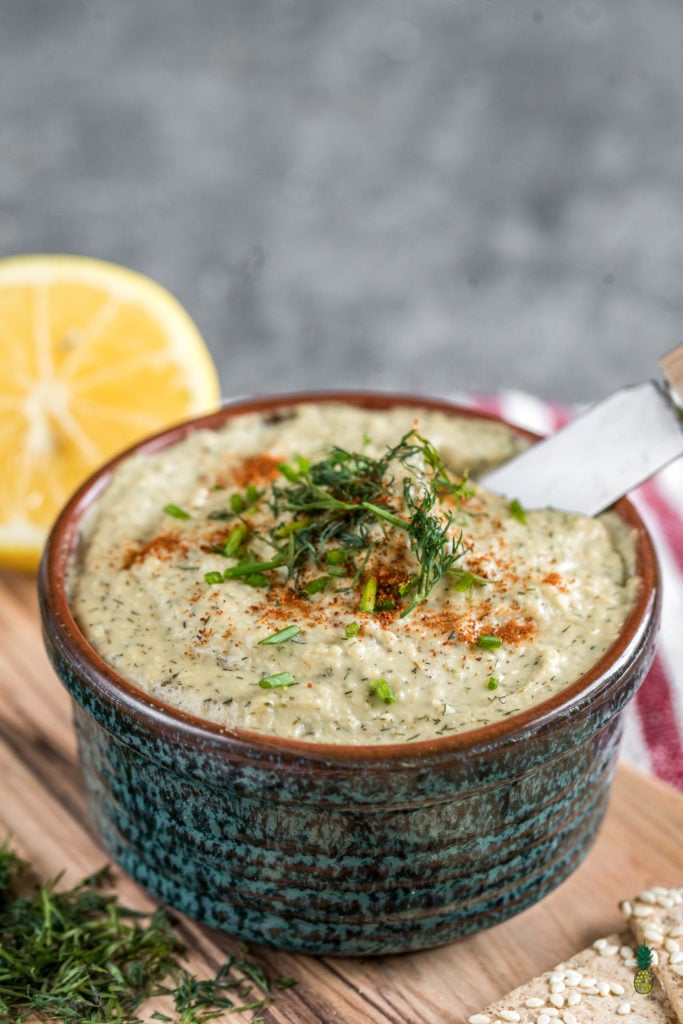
(0, 254, 221, 571)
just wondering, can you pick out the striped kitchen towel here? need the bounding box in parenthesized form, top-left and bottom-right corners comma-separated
(458, 390, 683, 792)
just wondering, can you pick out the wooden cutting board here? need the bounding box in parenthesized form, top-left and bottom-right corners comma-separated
(2, 564, 682, 1023)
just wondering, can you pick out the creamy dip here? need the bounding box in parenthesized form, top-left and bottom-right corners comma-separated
(68, 402, 639, 744)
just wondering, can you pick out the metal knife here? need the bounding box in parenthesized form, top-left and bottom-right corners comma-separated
(480, 346, 683, 516)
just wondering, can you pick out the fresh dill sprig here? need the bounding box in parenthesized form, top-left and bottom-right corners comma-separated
(0, 839, 288, 1024)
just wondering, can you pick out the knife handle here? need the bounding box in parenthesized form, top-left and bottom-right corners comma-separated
(660, 345, 683, 408)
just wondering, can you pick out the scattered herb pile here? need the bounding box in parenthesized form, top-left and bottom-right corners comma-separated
(198, 430, 482, 618)
(0, 838, 292, 1023)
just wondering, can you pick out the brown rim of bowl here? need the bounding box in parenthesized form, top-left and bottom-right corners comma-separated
(41, 389, 660, 766)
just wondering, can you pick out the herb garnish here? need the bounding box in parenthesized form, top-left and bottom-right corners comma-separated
(257, 624, 300, 645)
(163, 503, 191, 520)
(369, 678, 396, 704)
(240, 431, 476, 617)
(478, 634, 502, 650)
(509, 498, 527, 524)
(0, 838, 288, 1023)
(259, 671, 298, 689)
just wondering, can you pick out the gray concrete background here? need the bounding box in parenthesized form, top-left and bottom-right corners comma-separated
(1, 0, 681, 402)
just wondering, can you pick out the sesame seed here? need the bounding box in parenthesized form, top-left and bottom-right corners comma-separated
(666, 938, 681, 953)
(619, 946, 634, 959)
(669, 925, 683, 938)
(549, 994, 564, 1008)
(566, 991, 581, 1006)
(598, 944, 619, 956)
(499, 1012, 521, 1023)
(638, 890, 657, 904)
(621, 900, 633, 917)
(467, 1015, 491, 1024)
(562, 1013, 578, 1024)
(643, 929, 664, 944)
(597, 981, 611, 996)
(616, 1002, 631, 1015)
(624, 958, 637, 968)
(593, 938, 608, 949)
(538, 1016, 551, 1024)
(611, 983, 625, 995)
(673, 963, 683, 977)
(670, 950, 683, 964)
(632, 904, 654, 917)
(550, 981, 565, 993)
(525, 998, 545, 1008)
(564, 971, 582, 986)
(657, 896, 674, 908)
(580, 977, 597, 988)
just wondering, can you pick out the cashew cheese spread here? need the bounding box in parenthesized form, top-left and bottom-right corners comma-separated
(68, 402, 639, 744)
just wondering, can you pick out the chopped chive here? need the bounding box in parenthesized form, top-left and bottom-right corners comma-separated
(223, 557, 283, 579)
(326, 549, 348, 565)
(487, 676, 499, 690)
(245, 484, 261, 506)
(478, 634, 502, 650)
(345, 622, 360, 638)
(204, 571, 223, 585)
(376, 598, 396, 611)
(245, 573, 269, 587)
(398, 576, 418, 596)
(230, 493, 245, 514)
(276, 518, 311, 538)
(453, 571, 479, 592)
(259, 671, 298, 689)
(163, 503, 191, 520)
(303, 575, 331, 594)
(509, 498, 527, 524)
(359, 577, 377, 613)
(327, 565, 347, 578)
(207, 508, 233, 520)
(278, 462, 300, 483)
(369, 678, 396, 704)
(294, 454, 310, 474)
(258, 624, 301, 645)
(223, 522, 249, 557)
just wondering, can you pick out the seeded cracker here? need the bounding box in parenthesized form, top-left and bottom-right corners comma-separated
(468, 931, 677, 1024)
(621, 886, 683, 1022)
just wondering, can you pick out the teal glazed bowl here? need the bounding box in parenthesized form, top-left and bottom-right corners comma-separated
(39, 393, 660, 956)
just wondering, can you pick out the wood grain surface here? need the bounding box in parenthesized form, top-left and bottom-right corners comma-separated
(2, 565, 683, 1023)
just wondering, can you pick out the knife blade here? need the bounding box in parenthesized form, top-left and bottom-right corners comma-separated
(479, 347, 683, 516)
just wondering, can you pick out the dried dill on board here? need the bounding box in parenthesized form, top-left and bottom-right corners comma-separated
(0, 837, 290, 1023)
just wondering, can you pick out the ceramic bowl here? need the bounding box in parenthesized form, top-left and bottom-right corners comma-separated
(39, 392, 660, 956)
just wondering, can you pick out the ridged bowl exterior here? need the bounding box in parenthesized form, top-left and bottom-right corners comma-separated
(39, 393, 660, 955)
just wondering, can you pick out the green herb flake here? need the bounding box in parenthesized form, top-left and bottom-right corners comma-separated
(369, 678, 396, 704)
(303, 575, 331, 594)
(0, 837, 281, 1024)
(259, 672, 298, 689)
(509, 498, 527, 524)
(204, 571, 224, 585)
(223, 522, 249, 557)
(257, 624, 300, 645)
(359, 577, 377, 613)
(278, 462, 300, 483)
(477, 634, 502, 650)
(344, 622, 360, 638)
(163, 503, 191, 520)
(326, 549, 348, 565)
(487, 676, 499, 690)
